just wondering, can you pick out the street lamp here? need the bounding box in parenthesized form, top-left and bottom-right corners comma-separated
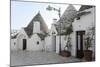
(46, 5, 61, 18)
(46, 5, 62, 54)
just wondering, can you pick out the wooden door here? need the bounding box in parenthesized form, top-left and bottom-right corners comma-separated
(76, 31, 85, 58)
(23, 39, 27, 50)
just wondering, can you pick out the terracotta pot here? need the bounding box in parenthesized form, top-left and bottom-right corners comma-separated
(60, 50, 71, 57)
(76, 50, 84, 58)
(84, 50, 92, 61)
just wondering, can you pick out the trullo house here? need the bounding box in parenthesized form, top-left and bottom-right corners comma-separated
(49, 5, 95, 59)
(11, 12, 48, 51)
(49, 4, 77, 53)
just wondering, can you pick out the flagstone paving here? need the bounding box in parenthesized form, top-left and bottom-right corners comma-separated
(10, 50, 83, 66)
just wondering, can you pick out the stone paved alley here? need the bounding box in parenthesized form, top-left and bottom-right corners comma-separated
(11, 51, 83, 66)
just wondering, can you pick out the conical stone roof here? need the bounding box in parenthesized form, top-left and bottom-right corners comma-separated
(59, 4, 77, 23)
(55, 5, 77, 35)
(24, 12, 48, 37)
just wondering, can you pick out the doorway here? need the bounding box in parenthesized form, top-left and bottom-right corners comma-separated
(54, 36, 56, 52)
(52, 36, 56, 52)
(23, 39, 27, 50)
(76, 31, 85, 58)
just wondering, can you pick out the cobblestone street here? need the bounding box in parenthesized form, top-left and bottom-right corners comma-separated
(11, 50, 82, 66)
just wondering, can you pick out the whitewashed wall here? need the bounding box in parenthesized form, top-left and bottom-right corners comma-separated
(70, 33, 76, 56)
(61, 36, 67, 51)
(17, 28, 28, 50)
(73, 8, 95, 32)
(71, 7, 95, 56)
(56, 35, 69, 53)
(11, 39, 18, 51)
(45, 36, 56, 52)
(42, 40, 45, 51)
(11, 28, 28, 51)
(17, 34, 27, 50)
(56, 36, 60, 53)
(11, 28, 45, 51)
(49, 24, 58, 36)
(27, 34, 43, 51)
(56, 34, 77, 56)
(45, 36, 53, 52)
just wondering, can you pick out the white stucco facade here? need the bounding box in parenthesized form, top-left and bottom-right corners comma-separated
(11, 28, 28, 51)
(45, 36, 56, 52)
(27, 34, 43, 51)
(11, 13, 49, 51)
(70, 7, 95, 56)
(73, 8, 95, 32)
(50, 6, 95, 57)
(11, 39, 17, 51)
(49, 24, 58, 36)
(55, 35, 72, 53)
(16, 29, 28, 50)
(11, 28, 44, 51)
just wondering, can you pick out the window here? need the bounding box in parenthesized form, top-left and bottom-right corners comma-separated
(77, 17, 80, 20)
(14, 42, 16, 45)
(37, 41, 39, 45)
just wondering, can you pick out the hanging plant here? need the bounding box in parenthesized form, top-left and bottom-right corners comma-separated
(61, 36, 72, 57)
(64, 36, 72, 51)
(64, 24, 73, 35)
(83, 27, 95, 61)
(85, 36, 92, 50)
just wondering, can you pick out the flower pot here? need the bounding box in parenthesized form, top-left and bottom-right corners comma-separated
(77, 50, 84, 58)
(84, 50, 92, 61)
(60, 50, 71, 57)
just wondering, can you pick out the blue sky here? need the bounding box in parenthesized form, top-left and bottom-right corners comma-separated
(11, 1, 81, 30)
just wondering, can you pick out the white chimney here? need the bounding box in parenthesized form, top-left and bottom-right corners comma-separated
(33, 21, 40, 33)
(53, 18, 57, 24)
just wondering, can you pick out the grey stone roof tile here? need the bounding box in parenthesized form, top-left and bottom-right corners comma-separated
(24, 12, 48, 37)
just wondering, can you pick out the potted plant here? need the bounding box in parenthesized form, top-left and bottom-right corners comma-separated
(60, 24, 73, 57)
(60, 36, 72, 57)
(84, 32, 93, 61)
